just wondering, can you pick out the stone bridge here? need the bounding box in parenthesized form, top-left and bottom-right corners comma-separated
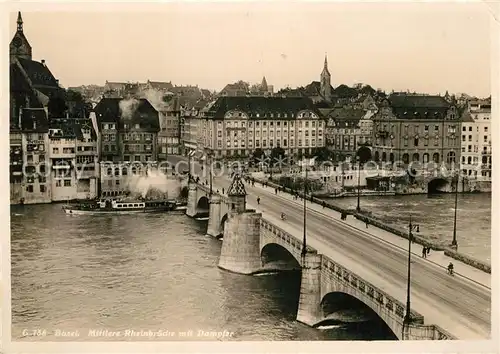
(185, 177, 455, 340)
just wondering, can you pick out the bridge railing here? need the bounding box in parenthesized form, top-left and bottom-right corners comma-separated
(260, 218, 317, 255)
(319, 256, 424, 325)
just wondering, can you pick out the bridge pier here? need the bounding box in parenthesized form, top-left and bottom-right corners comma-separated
(218, 173, 263, 274)
(206, 194, 222, 237)
(186, 183, 198, 217)
(296, 251, 322, 326)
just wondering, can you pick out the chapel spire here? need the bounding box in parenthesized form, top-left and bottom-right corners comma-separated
(17, 11, 23, 32)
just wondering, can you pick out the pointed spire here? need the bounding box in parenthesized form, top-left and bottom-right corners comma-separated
(17, 11, 23, 32)
(261, 76, 268, 91)
(324, 53, 328, 69)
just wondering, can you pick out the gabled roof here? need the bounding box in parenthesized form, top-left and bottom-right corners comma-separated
(16, 57, 59, 88)
(327, 107, 365, 120)
(205, 96, 320, 120)
(49, 118, 98, 140)
(227, 174, 246, 196)
(147, 80, 173, 90)
(460, 110, 474, 123)
(94, 97, 160, 131)
(20, 108, 49, 132)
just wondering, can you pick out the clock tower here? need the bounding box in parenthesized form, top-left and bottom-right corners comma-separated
(10, 12, 32, 62)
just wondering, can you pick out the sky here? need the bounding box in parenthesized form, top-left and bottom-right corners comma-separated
(7, 2, 495, 97)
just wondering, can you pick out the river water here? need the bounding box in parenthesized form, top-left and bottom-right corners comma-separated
(323, 193, 491, 263)
(10, 204, 395, 342)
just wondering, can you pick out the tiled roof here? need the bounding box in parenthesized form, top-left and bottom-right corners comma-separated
(327, 107, 365, 120)
(386, 94, 451, 120)
(388, 94, 450, 108)
(17, 58, 59, 89)
(148, 81, 173, 90)
(460, 110, 474, 123)
(20, 108, 49, 132)
(94, 97, 160, 131)
(332, 84, 358, 98)
(205, 96, 320, 119)
(227, 174, 246, 196)
(49, 118, 97, 140)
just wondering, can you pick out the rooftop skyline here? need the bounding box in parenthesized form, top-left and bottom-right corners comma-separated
(8, 2, 494, 97)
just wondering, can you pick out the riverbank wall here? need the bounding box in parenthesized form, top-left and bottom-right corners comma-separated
(249, 176, 491, 274)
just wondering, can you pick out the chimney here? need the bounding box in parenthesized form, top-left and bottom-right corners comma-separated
(41, 59, 46, 66)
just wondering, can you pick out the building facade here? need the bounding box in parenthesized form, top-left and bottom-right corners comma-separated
(371, 94, 461, 168)
(49, 118, 99, 201)
(325, 107, 371, 162)
(197, 96, 325, 159)
(157, 96, 181, 160)
(460, 99, 491, 181)
(93, 98, 160, 163)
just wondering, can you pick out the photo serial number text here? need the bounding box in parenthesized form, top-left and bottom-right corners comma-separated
(23, 329, 235, 338)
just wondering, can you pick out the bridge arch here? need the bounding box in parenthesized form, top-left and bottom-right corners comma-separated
(260, 243, 301, 271)
(427, 178, 449, 194)
(220, 213, 229, 234)
(319, 291, 397, 339)
(196, 196, 210, 214)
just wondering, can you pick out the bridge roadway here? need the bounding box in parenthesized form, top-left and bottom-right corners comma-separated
(172, 157, 491, 339)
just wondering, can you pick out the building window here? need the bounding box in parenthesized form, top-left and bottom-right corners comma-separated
(40, 185, 46, 193)
(26, 185, 34, 193)
(64, 180, 71, 187)
(414, 138, 419, 147)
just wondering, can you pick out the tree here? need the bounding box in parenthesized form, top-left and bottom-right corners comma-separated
(270, 146, 285, 161)
(314, 147, 332, 162)
(252, 148, 265, 163)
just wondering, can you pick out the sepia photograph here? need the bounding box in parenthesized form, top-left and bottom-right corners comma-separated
(2, 1, 497, 352)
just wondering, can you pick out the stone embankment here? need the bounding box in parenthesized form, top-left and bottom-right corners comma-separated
(248, 175, 491, 274)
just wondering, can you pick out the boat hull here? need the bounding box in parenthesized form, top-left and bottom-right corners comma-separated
(62, 204, 187, 216)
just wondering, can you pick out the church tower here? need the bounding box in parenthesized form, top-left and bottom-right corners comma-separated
(10, 12, 32, 62)
(320, 54, 331, 101)
(261, 76, 268, 92)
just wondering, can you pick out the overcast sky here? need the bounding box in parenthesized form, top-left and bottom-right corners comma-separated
(8, 2, 494, 97)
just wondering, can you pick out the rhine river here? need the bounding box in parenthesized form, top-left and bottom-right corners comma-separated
(324, 193, 491, 263)
(11, 204, 395, 342)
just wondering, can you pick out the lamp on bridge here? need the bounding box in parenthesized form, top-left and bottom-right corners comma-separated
(355, 145, 372, 212)
(451, 171, 459, 250)
(301, 158, 314, 262)
(404, 215, 420, 337)
(204, 148, 213, 197)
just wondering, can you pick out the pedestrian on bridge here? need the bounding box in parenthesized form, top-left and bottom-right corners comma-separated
(222, 188, 225, 194)
(422, 246, 427, 258)
(275, 188, 277, 194)
(257, 196, 261, 205)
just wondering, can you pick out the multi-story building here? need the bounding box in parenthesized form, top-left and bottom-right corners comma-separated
(180, 106, 204, 155)
(460, 99, 491, 181)
(197, 96, 324, 159)
(9, 12, 64, 204)
(9, 108, 52, 204)
(93, 97, 160, 163)
(49, 118, 99, 201)
(325, 107, 370, 162)
(157, 96, 181, 160)
(371, 94, 461, 167)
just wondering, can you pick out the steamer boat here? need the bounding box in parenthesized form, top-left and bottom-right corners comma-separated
(62, 198, 187, 215)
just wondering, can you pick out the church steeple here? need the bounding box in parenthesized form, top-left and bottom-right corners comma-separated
(17, 11, 23, 32)
(261, 76, 268, 91)
(320, 53, 332, 101)
(10, 11, 32, 61)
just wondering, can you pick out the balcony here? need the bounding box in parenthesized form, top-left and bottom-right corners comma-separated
(481, 164, 492, 170)
(376, 131, 389, 139)
(481, 150, 491, 155)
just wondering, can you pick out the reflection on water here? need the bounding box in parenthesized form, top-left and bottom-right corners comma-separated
(324, 193, 491, 262)
(11, 204, 395, 341)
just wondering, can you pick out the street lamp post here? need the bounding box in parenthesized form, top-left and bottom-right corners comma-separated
(301, 164, 308, 259)
(356, 157, 361, 212)
(188, 149, 192, 182)
(403, 215, 419, 339)
(451, 173, 459, 249)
